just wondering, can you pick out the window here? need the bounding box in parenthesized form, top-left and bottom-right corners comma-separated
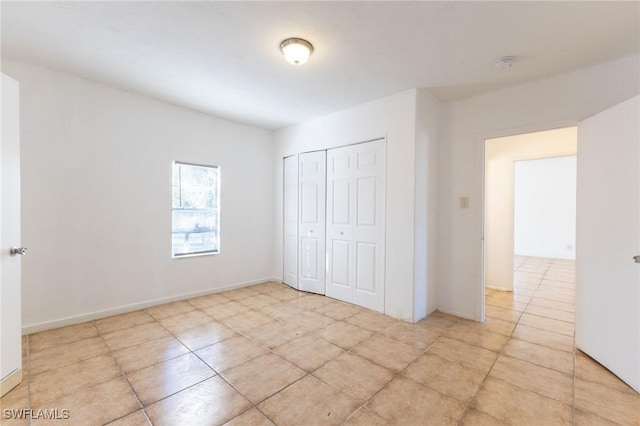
(172, 161, 220, 257)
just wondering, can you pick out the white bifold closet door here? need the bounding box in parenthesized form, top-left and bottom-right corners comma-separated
(298, 151, 327, 294)
(283, 152, 327, 294)
(326, 139, 386, 312)
(283, 155, 299, 288)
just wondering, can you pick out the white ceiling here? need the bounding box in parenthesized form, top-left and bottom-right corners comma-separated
(2, 1, 639, 130)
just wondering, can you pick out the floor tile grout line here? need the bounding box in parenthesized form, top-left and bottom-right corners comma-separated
(106, 302, 269, 425)
(537, 262, 576, 426)
(248, 302, 438, 424)
(101, 292, 286, 424)
(141, 312, 262, 425)
(94, 321, 153, 426)
(26, 334, 32, 426)
(229, 303, 392, 424)
(540, 260, 578, 426)
(455, 314, 516, 424)
(124, 286, 340, 425)
(139, 305, 250, 415)
(354, 262, 578, 424)
(28, 321, 150, 424)
(523, 299, 576, 314)
(335, 320, 462, 425)
(201, 287, 380, 425)
(571, 337, 578, 426)
(210, 293, 372, 425)
(26, 323, 108, 408)
(299, 305, 516, 423)
(19, 262, 625, 426)
(336, 343, 435, 424)
(507, 263, 576, 340)
(460, 260, 565, 423)
(202, 290, 492, 421)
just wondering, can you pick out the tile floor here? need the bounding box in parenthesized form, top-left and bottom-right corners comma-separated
(2, 257, 639, 425)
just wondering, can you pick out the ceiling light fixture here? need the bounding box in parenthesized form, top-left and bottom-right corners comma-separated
(280, 38, 314, 66)
(494, 56, 516, 70)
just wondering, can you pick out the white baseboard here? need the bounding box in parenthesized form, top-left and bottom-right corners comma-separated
(22, 276, 280, 335)
(1, 368, 22, 398)
(486, 285, 513, 292)
(434, 306, 477, 322)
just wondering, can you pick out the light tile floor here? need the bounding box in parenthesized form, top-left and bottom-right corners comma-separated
(2, 257, 639, 425)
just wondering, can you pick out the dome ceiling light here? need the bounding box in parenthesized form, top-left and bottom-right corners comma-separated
(280, 38, 314, 66)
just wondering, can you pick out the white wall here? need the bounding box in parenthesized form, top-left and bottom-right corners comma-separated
(514, 155, 577, 260)
(484, 127, 577, 291)
(2, 60, 275, 333)
(438, 55, 640, 320)
(274, 90, 422, 321)
(414, 90, 440, 318)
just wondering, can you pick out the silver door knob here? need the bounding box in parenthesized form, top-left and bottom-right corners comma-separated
(634, 255, 640, 264)
(9, 247, 27, 256)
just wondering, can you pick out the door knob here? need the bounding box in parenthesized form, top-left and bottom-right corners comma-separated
(9, 247, 27, 256)
(634, 255, 640, 264)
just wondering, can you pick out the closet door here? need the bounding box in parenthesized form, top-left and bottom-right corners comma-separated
(326, 140, 386, 312)
(298, 151, 326, 294)
(326, 146, 353, 303)
(352, 141, 386, 311)
(283, 155, 298, 288)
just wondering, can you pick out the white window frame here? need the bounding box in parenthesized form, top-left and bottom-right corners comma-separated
(171, 161, 220, 258)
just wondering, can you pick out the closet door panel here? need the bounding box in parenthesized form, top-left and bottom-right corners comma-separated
(326, 146, 354, 302)
(298, 151, 326, 294)
(355, 242, 377, 293)
(356, 177, 377, 227)
(300, 183, 319, 224)
(330, 153, 351, 175)
(300, 237, 319, 279)
(352, 140, 386, 312)
(331, 180, 351, 225)
(283, 155, 299, 288)
(326, 140, 386, 312)
(331, 240, 350, 287)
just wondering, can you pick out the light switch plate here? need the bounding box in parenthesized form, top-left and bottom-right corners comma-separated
(460, 196, 469, 209)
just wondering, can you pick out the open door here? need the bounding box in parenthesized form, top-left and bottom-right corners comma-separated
(576, 95, 640, 392)
(1, 73, 23, 397)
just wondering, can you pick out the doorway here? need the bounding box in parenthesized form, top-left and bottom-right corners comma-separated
(483, 126, 578, 320)
(479, 98, 640, 393)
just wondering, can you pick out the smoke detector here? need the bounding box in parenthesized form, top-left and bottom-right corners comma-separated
(494, 56, 516, 70)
